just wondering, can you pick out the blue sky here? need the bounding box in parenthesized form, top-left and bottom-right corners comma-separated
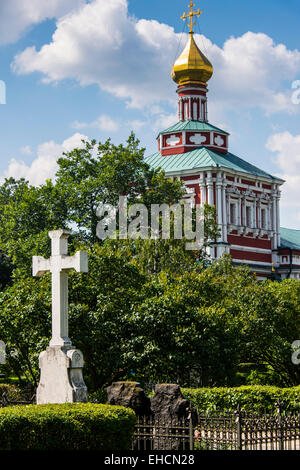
(0, 0, 299, 228)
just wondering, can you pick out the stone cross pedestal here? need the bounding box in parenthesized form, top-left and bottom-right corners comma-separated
(33, 229, 89, 404)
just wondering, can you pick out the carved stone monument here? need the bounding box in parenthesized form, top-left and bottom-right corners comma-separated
(33, 229, 88, 404)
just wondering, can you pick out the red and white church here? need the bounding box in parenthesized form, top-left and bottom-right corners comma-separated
(144, 4, 300, 280)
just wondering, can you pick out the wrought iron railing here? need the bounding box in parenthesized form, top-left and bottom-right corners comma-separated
(133, 408, 300, 451)
(133, 415, 194, 451)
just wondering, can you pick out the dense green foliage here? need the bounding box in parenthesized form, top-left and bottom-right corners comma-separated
(0, 403, 136, 450)
(0, 384, 24, 401)
(0, 134, 299, 392)
(0, 252, 12, 290)
(1, 253, 299, 389)
(55, 134, 185, 242)
(182, 385, 300, 413)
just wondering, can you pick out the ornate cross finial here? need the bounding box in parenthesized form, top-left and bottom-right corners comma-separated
(181, 1, 203, 34)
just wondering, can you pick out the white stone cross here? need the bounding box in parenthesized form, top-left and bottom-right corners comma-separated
(32, 230, 88, 348)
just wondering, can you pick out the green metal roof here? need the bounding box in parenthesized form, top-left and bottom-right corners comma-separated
(280, 228, 300, 250)
(145, 147, 282, 180)
(158, 120, 229, 137)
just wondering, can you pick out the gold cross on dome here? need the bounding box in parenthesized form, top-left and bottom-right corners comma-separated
(181, 1, 203, 34)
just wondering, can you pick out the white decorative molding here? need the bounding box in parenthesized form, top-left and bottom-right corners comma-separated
(185, 186, 195, 195)
(227, 187, 241, 196)
(215, 135, 225, 146)
(189, 133, 207, 145)
(233, 259, 273, 267)
(166, 135, 180, 146)
(230, 244, 272, 254)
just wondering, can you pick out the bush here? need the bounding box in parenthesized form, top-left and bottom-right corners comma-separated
(0, 403, 136, 450)
(182, 385, 300, 414)
(88, 389, 108, 404)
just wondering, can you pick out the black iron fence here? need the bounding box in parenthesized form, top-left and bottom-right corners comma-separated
(133, 408, 300, 451)
(1, 394, 299, 451)
(133, 415, 194, 451)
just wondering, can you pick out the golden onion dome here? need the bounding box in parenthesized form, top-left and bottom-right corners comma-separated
(171, 33, 213, 86)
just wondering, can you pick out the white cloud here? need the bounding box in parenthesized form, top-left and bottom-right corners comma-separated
(3, 133, 88, 186)
(20, 145, 33, 156)
(152, 113, 178, 132)
(127, 120, 146, 132)
(210, 32, 300, 115)
(11, 0, 300, 114)
(0, 0, 84, 45)
(266, 131, 300, 227)
(12, 0, 178, 108)
(72, 115, 119, 132)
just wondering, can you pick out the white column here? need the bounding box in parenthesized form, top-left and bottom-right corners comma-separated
(178, 98, 183, 121)
(222, 179, 228, 241)
(253, 200, 257, 228)
(207, 172, 214, 206)
(193, 101, 198, 120)
(216, 173, 223, 239)
(268, 204, 272, 231)
(184, 101, 187, 121)
(242, 197, 246, 227)
(199, 173, 206, 207)
(226, 195, 230, 224)
(276, 190, 281, 247)
(272, 187, 278, 249)
(237, 197, 241, 226)
(206, 172, 215, 259)
(199, 99, 203, 120)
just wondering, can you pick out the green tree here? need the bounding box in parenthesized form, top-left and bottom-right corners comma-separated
(55, 134, 184, 242)
(121, 260, 242, 387)
(236, 279, 300, 386)
(0, 277, 51, 386)
(0, 178, 68, 277)
(0, 252, 13, 290)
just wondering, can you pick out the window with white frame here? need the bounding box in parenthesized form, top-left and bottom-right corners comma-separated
(246, 205, 252, 228)
(230, 202, 237, 224)
(261, 208, 266, 229)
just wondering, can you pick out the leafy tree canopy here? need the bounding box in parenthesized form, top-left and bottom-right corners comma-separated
(0, 134, 298, 391)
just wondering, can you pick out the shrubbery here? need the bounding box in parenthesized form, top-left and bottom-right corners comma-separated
(0, 403, 136, 450)
(182, 385, 300, 413)
(0, 384, 23, 401)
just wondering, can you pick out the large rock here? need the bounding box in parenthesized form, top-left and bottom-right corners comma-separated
(150, 384, 196, 451)
(150, 384, 190, 420)
(106, 382, 151, 416)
